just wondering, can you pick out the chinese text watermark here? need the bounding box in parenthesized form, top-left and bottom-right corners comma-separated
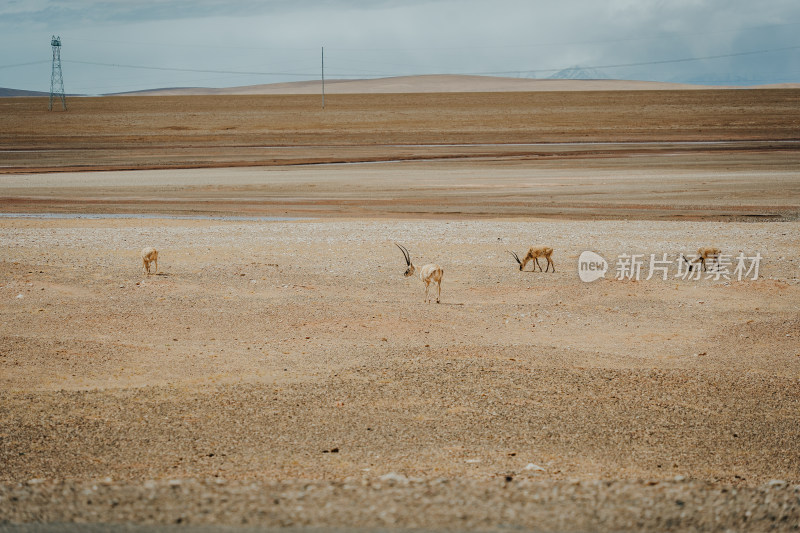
(579, 252, 762, 282)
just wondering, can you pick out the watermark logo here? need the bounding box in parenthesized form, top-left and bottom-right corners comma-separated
(578, 251, 609, 282)
(578, 251, 762, 282)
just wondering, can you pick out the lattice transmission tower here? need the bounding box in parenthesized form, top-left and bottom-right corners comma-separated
(49, 35, 67, 111)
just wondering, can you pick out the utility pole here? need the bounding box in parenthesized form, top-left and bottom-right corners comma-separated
(49, 35, 67, 111)
(321, 46, 325, 109)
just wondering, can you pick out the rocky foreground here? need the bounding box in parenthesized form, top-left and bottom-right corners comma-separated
(2, 478, 799, 531)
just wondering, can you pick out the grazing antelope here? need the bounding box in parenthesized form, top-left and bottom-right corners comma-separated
(508, 247, 555, 272)
(681, 247, 721, 272)
(396, 243, 444, 303)
(141, 247, 158, 275)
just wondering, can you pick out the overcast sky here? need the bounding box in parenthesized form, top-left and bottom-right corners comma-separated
(1, 0, 798, 94)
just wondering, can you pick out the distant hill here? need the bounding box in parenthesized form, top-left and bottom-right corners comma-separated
(680, 73, 795, 87)
(110, 74, 727, 96)
(0, 87, 50, 97)
(110, 87, 205, 95)
(549, 66, 611, 80)
(5, 74, 798, 98)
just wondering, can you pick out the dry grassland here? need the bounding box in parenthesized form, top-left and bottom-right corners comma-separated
(2, 90, 799, 167)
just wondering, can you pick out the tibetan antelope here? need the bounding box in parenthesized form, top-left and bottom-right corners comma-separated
(508, 247, 555, 272)
(142, 247, 159, 275)
(681, 247, 721, 272)
(396, 243, 444, 303)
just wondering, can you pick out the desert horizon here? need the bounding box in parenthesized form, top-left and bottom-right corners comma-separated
(5, 73, 800, 99)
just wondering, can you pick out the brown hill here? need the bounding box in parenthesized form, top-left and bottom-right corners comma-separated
(118, 74, 734, 95)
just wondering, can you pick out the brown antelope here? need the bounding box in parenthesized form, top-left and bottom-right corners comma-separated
(508, 247, 555, 272)
(141, 247, 159, 275)
(396, 243, 444, 303)
(681, 247, 721, 272)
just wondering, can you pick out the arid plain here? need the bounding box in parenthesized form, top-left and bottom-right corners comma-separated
(1, 84, 799, 531)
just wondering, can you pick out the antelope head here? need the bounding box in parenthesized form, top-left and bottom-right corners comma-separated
(507, 250, 523, 271)
(396, 243, 416, 277)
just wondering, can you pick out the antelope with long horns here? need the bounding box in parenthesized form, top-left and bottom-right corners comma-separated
(396, 243, 444, 303)
(508, 247, 555, 272)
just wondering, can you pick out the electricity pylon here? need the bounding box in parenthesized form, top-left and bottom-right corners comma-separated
(49, 35, 66, 111)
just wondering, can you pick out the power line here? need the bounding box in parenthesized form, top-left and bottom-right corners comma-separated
(60, 44, 800, 80)
(585, 45, 800, 71)
(0, 60, 49, 70)
(65, 20, 800, 54)
(63, 59, 317, 77)
(5, 39, 796, 93)
(68, 36, 319, 52)
(470, 45, 800, 77)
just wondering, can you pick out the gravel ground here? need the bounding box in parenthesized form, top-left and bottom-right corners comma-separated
(2, 478, 799, 531)
(1, 217, 799, 530)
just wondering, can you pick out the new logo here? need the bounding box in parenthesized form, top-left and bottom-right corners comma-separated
(578, 251, 608, 282)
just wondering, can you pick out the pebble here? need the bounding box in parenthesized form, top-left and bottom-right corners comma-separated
(378, 472, 409, 484)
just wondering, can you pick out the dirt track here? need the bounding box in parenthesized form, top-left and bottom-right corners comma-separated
(1, 90, 799, 530)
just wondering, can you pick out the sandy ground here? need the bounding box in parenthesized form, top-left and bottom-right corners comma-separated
(1, 88, 800, 530)
(2, 151, 799, 221)
(1, 183, 799, 529)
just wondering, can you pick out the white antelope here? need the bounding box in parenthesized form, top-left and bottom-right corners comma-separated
(141, 247, 159, 275)
(508, 247, 555, 272)
(681, 247, 721, 272)
(396, 243, 443, 304)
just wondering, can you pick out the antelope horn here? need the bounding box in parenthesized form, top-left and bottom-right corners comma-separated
(395, 243, 411, 266)
(507, 250, 521, 265)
